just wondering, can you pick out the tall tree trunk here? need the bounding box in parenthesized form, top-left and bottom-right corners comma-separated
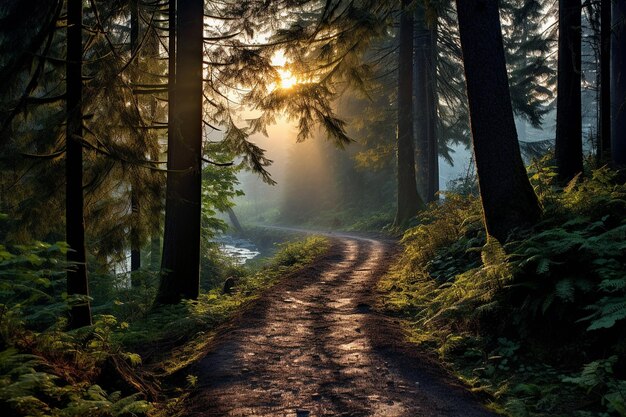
(414, 4, 439, 203)
(156, 0, 203, 304)
(66, 0, 92, 328)
(394, 0, 425, 227)
(612, 0, 626, 166)
(456, 0, 541, 243)
(152, 0, 178, 274)
(149, 143, 161, 272)
(130, 0, 141, 283)
(150, 129, 161, 271)
(598, 0, 611, 163)
(130, 191, 140, 277)
(145, 19, 163, 272)
(555, 0, 582, 182)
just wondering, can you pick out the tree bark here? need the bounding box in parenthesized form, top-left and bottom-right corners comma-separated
(146, 22, 162, 272)
(612, 0, 626, 166)
(130, 0, 141, 281)
(394, 0, 425, 227)
(414, 4, 439, 203)
(555, 0, 583, 182)
(66, 0, 92, 328)
(130, 192, 141, 281)
(456, 0, 541, 243)
(598, 0, 611, 163)
(156, 0, 203, 304)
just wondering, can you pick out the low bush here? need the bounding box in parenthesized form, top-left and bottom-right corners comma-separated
(379, 165, 626, 416)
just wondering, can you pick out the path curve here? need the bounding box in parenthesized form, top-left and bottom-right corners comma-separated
(189, 232, 497, 417)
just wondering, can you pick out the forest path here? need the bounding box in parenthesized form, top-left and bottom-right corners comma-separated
(188, 232, 496, 417)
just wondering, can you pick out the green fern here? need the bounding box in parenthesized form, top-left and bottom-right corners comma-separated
(563, 356, 626, 416)
(563, 356, 617, 392)
(555, 278, 575, 302)
(586, 297, 626, 330)
(381, 163, 626, 417)
(599, 278, 626, 292)
(0, 348, 152, 417)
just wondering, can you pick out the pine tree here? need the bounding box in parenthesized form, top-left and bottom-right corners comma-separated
(130, 0, 141, 279)
(555, 0, 583, 182)
(156, 0, 204, 304)
(612, 0, 626, 166)
(394, 0, 425, 227)
(436, 0, 555, 155)
(598, 0, 611, 163)
(501, 0, 555, 130)
(414, 1, 439, 204)
(66, 0, 92, 328)
(456, 0, 541, 242)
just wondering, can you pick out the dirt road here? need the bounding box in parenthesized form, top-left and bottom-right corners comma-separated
(189, 233, 497, 416)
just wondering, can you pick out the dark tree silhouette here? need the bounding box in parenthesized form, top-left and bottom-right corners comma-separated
(599, 0, 611, 163)
(156, 0, 203, 304)
(414, 3, 439, 204)
(66, 0, 92, 328)
(613, 0, 626, 166)
(130, 0, 141, 277)
(555, 0, 582, 182)
(456, 0, 541, 242)
(394, 0, 425, 227)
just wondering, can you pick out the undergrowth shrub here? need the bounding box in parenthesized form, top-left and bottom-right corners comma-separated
(352, 210, 394, 231)
(380, 165, 626, 416)
(270, 236, 327, 268)
(0, 216, 330, 416)
(0, 229, 151, 416)
(200, 244, 246, 291)
(1, 211, 330, 417)
(0, 240, 69, 334)
(1, 313, 150, 417)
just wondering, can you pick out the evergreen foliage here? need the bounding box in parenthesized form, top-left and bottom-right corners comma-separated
(380, 162, 626, 416)
(434, 0, 555, 148)
(501, 0, 556, 127)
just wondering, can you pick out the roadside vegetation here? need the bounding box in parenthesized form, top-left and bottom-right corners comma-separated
(0, 235, 329, 416)
(2, 0, 626, 415)
(379, 161, 626, 417)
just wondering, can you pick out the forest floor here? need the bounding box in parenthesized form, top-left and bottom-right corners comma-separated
(185, 231, 497, 417)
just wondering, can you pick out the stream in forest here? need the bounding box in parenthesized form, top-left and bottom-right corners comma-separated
(114, 236, 260, 286)
(212, 235, 261, 264)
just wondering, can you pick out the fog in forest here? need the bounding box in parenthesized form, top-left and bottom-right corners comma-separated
(228, 110, 559, 231)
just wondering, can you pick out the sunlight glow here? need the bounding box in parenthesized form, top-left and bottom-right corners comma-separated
(271, 50, 298, 89)
(278, 69, 298, 89)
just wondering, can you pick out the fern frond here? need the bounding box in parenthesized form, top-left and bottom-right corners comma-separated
(555, 278, 575, 302)
(587, 298, 626, 330)
(536, 257, 550, 274)
(599, 279, 626, 292)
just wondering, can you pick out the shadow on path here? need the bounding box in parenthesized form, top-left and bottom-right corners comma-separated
(187, 232, 498, 417)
